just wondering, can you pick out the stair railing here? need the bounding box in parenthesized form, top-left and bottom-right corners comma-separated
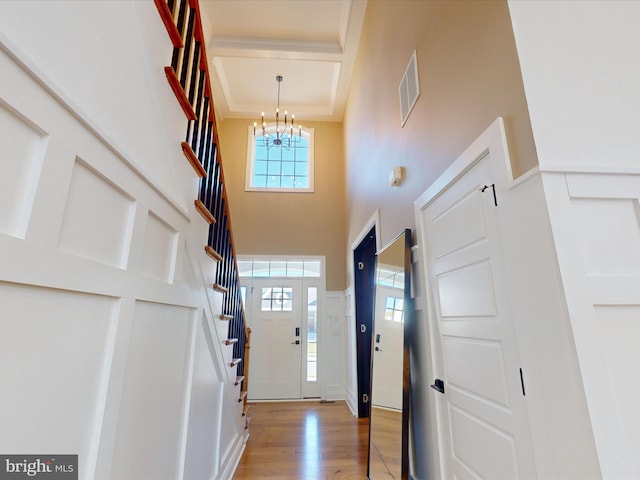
(153, 0, 251, 423)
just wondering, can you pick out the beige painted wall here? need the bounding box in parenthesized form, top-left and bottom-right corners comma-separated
(217, 118, 347, 290)
(344, 0, 538, 249)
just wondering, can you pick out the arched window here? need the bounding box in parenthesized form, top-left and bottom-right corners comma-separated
(245, 125, 314, 192)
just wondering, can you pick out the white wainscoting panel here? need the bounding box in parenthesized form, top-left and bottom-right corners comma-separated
(140, 210, 179, 283)
(1, 20, 247, 480)
(183, 314, 224, 479)
(58, 158, 136, 269)
(543, 170, 640, 478)
(110, 301, 194, 479)
(322, 292, 347, 400)
(0, 99, 48, 239)
(0, 283, 116, 478)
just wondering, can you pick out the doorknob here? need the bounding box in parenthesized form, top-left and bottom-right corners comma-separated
(291, 340, 300, 345)
(430, 378, 445, 394)
(375, 346, 382, 352)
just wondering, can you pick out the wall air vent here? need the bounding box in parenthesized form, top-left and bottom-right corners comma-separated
(399, 50, 420, 127)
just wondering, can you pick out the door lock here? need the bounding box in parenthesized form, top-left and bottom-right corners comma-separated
(291, 340, 300, 345)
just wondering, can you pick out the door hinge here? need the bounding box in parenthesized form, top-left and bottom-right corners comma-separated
(360, 324, 366, 333)
(358, 261, 365, 270)
(520, 368, 526, 396)
(363, 393, 369, 403)
(481, 183, 498, 206)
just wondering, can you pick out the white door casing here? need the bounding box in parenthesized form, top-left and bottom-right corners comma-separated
(415, 118, 536, 479)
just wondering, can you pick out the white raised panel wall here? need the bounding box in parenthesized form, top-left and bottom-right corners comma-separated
(500, 170, 600, 479)
(542, 171, 640, 478)
(322, 292, 347, 400)
(507, 3, 640, 476)
(0, 10, 246, 480)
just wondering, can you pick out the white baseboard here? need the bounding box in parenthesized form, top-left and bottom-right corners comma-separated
(218, 430, 248, 480)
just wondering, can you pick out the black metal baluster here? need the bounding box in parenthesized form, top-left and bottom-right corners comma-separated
(171, 0, 188, 72)
(200, 119, 214, 205)
(207, 143, 219, 213)
(179, 8, 196, 89)
(195, 93, 209, 162)
(187, 42, 201, 115)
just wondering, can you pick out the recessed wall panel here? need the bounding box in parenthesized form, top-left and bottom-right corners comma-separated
(58, 159, 135, 268)
(111, 301, 192, 480)
(595, 305, 640, 474)
(140, 210, 178, 283)
(573, 198, 640, 276)
(450, 405, 517, 480)
(0, 282, 114, 478)
(431, 191, 486, 259)
(0, 100, 48, 238)
(437, 262, 496, 318)
(443, 338, 509, 407)
(184, 315, 223, 479)
(174, 241, 199, 290)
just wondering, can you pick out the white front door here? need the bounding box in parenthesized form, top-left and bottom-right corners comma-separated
(418, 153, 536, 478)
(248, 279, 303, 400)
(372, 286, 403, 410)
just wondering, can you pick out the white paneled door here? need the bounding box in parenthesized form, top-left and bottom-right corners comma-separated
(248, 279, 303, 400)
(417, 137, 536, 478)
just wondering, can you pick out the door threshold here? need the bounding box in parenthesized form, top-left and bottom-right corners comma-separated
(247, 397, 323, 403)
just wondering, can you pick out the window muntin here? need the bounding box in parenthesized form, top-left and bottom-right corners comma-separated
(246, 125, 314, 192)
(238, 259, 321, 278)
(384, 296, 404, 323)
(377, 267, 405, 289)
(260, 287, 293, 312)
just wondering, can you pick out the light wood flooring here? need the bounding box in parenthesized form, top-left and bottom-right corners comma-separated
(232, 401, 369, 480)
(368, 407, 402, 479)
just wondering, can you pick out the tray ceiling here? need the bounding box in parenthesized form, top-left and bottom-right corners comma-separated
(199, 0, 367, 123)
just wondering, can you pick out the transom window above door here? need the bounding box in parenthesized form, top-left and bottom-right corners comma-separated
(245, 125, 315, 192)
(238, 258, 321, 278)
(377, 267, 405, 289)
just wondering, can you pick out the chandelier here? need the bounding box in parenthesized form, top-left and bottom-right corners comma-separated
(253, 75, 302, 150)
